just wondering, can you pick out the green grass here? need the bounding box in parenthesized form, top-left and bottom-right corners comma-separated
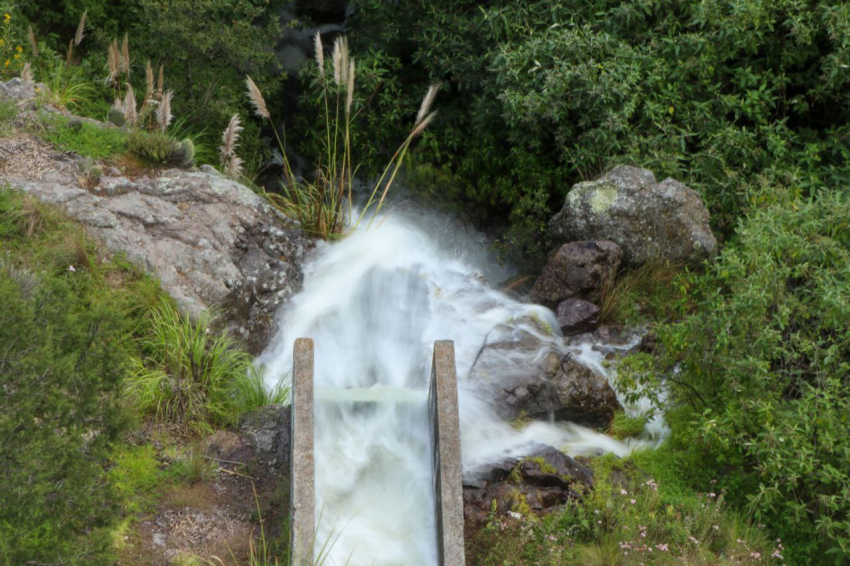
(0, 100, 17, 136)
(38, 112, 128, 160)
(109, 445, 164, 514)
(607, 411, 646, 440)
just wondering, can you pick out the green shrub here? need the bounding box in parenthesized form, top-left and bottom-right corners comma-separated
(127, 300, 254, 432)
(39, 113, 128, 159)
(625, 192, 850, 562)
(0, 247, 130, 563)
(127, 129, 177, 164)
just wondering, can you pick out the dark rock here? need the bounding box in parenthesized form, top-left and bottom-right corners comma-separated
(550, 165, 717, 265)
(528, 240, 622, 306)
(463, 444, 593, 527)
(556, 298, 600, 336)
(469, 328, 621, 427)
(237, 404, 291, 470)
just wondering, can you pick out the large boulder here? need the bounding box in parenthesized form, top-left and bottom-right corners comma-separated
(1, 129, 314, 353)
(469, 324, 621, 428)
(550, 166, 717, 265)
(463, 444, 593, 527)
(528, 240, 622, 306)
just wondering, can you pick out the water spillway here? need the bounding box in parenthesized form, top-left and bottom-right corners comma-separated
(259, 205, 665, 564)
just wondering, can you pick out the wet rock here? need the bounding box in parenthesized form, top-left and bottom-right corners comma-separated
(556, 298, 600, 336)
(237, 405, 291, 470)
(463, 444, 593, 527)
(469, 327, 621, 427)
(550, 165, 717, 265)
(528, 240, 622, 306)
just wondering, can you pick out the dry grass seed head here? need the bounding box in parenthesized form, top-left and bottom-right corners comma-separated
(20, 62, 32, 85)
(245, 76, 269, 119)
(74, 10, 87, 46)
(346, 58, 356, 114)
(121, 33, 130, 74)
(410, 110, 437, 139)
(123, 83, 138, 126)
(417, 82, 442, 125)
(332, 36, 349, 86)
(156, 90, 173, 132)
(65, 39, 74, 68)
(157, 64, 164, 98)
(28, 26, 38, 57)
(314, 31, 325, 78)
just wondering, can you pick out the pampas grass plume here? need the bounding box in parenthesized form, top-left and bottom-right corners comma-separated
(416, 82, 442, 125)
(28, 26, 38, 57)
(245, 76, 270, 119)
(157, 90, 173, 132)
(314, 32, 325, 78)
(74, 10, 87, 46)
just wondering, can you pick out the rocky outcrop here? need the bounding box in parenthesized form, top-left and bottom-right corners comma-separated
(528, 240, 622, 306)
(1, 131, 313, 353)
(555, 298, 600, 336)
(469, 325, 621, 427)
(463, 444, 593, 527)
(550, 165, 717, 265)
(0, 77, 45, 103)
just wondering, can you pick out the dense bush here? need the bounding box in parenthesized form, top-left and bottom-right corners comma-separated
(0, 191, 132, 563)
(333, 0, 850, 259)
(623, 192, 850, 562)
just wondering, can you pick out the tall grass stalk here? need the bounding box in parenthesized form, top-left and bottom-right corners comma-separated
(244, 35, 439, 239)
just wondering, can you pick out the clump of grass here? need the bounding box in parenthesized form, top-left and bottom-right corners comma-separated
(243, 34, 440, 239)
(127, 299, 253, 433)
(36, 58, 94, 112)
(596, 262, 684, 325)
(231, 366, 290, 415)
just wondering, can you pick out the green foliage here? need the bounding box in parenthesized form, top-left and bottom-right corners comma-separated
(625, 192, 850, 562)
(39, 112, 128, 159)
(0, 98, 16, 136)
(166, 443, 216, 486)
(0, 8, 28, 80)
(36, 57, 96, 112)
(469, 447, 775, 564)
(607, 411, 646, 440)
(0, 194, 136, 563)
(339, 0, 850, 260)
(231, 367, 290, 416)
(127, 300, 255, 432)
(127, 129, 177, 164)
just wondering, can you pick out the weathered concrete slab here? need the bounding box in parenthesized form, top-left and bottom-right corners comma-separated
(429, 340, 466, 565)
(290, 338, 315, 565)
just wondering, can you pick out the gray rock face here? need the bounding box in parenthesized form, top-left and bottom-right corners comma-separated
(556, 298, 600, 336)
(3, 143, 313, 353)
(528, 240, 622, 306)
(469, 325, 621, 428)
(238, 404, 292, 469)
(550, 165, 717, 265)
(463, 444, 593, 527)
(0, 78, 46, 102)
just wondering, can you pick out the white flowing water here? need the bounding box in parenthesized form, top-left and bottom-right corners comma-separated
(258, 205, 665, 565)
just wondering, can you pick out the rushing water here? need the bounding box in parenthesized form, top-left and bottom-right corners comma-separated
(258, 203, 665, 565)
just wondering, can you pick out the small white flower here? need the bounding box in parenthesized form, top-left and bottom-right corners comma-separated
(68, 265, 76, 272)
(507, 511, 522, 520)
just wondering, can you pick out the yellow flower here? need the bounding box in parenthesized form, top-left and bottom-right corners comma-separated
(3, 60, 9, 67)
(13, 53, 19, 60)
(3, 13, 9, 23)
(0, 39, 4, 46)
(16, 45, 22, 53)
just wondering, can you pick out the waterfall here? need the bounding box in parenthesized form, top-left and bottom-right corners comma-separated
(258, 203, 665, 564)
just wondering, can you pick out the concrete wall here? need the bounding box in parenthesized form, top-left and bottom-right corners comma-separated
(429, 340, 466, 565)
(290, 338, 315, 566)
